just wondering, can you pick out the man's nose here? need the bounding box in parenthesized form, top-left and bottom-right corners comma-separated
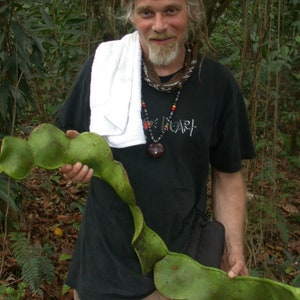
(152, 14, 168, 32)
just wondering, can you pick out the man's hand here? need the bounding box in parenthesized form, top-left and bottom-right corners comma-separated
(59, 130, 94, 183)
(222, 251, 249, 279)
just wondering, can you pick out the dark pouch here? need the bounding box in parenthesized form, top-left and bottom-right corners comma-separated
(186, 218, 225, 269)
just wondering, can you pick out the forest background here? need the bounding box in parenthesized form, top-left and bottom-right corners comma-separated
(0, 0, 299, 299)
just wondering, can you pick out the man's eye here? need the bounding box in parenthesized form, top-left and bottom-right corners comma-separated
(140, 10, 153, 18)
(166, 8, 179, 15)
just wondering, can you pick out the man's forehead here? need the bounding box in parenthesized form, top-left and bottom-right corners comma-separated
(134, 0, 187, 6)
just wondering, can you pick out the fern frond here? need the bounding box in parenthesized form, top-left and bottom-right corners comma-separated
(39, 255, 55, 282)
(10, 232, 55, 296)
(22, 256, 44, 296)
(10, 232, 30, 265)
(275, 209, 289, 244)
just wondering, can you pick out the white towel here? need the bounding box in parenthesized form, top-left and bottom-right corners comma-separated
(89, 31, 146, 148)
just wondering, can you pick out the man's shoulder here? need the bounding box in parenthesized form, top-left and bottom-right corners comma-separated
(198, 55, 238, 85)
(201, 55, 232, 75)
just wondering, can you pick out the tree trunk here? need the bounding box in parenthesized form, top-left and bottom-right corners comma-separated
(203, 0, 232, 34)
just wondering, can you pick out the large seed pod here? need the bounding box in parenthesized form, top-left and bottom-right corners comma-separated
(0, 123, 300, 300)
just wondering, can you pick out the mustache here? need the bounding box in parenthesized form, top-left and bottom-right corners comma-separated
(149, 33, 176, 40)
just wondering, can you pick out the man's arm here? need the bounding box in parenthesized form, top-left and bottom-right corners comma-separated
(211, 168, 248, 278)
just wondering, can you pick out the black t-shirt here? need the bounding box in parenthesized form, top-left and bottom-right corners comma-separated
(56, 55, 255, 300)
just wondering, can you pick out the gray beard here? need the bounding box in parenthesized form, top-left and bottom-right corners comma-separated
(148, 42, 179, 67)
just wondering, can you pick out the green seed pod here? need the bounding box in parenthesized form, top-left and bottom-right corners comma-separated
(0, 123, 299, 300)
(130, 204, 168, 275)
(0, 136, 34, 180)
(28, 123, 68, 169)
(99, 160, 136, 205)
(66, 132, 113, 170)
(154, 252, 300, 300)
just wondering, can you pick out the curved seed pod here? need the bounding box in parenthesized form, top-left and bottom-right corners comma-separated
(0, 136, 34, 179)
(100, 160, 136, 205)
(27, 124, 136, 205)
(129, 204, 168, 274)
(28, 123, 68, 169)
(0, 123, 164, 273)
(65, 131, 113, 172)
(154, 252, 300, 300)
(1, 123, 300, 300)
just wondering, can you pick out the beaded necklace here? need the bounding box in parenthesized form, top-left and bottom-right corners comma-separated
(141, 43, 198, 158)
(142, 87, 182, 158)
(142, 43, 198, 93)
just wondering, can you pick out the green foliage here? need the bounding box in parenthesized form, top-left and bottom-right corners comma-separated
(0, 282, 27, 300)
(31, 0, 95, 121)
(210, 0, 300, 285)
(62, 283, 70, 296)
(58, 252, 72, 262)
(0, 176, 19, 214)
(280, 252, 300, 287)
(0, 1, 44, 134)
(0, 174, 33, 229)
(90, 0, 133, 40)
(0, 0, 114, 132)
(0, 175, 32, 211)
(10, 232, 55, 297)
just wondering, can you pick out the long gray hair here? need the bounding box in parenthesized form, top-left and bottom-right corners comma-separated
(121, 0, 210, 50)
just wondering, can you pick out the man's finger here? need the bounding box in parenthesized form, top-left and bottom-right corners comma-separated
(66, 130, 79, 139)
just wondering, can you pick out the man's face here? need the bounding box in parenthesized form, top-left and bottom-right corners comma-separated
(131, 0, 189, 67)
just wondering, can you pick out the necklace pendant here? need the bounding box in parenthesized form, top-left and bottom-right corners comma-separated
(147, 143, 165, 158)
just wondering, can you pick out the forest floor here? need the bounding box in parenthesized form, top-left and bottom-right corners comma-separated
(0, 156, 299, 299)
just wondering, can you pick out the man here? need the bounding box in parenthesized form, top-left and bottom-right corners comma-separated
(56, 0, 255, 299)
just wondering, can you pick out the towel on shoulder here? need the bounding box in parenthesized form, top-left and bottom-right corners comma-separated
(89, 31, 146, 148)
